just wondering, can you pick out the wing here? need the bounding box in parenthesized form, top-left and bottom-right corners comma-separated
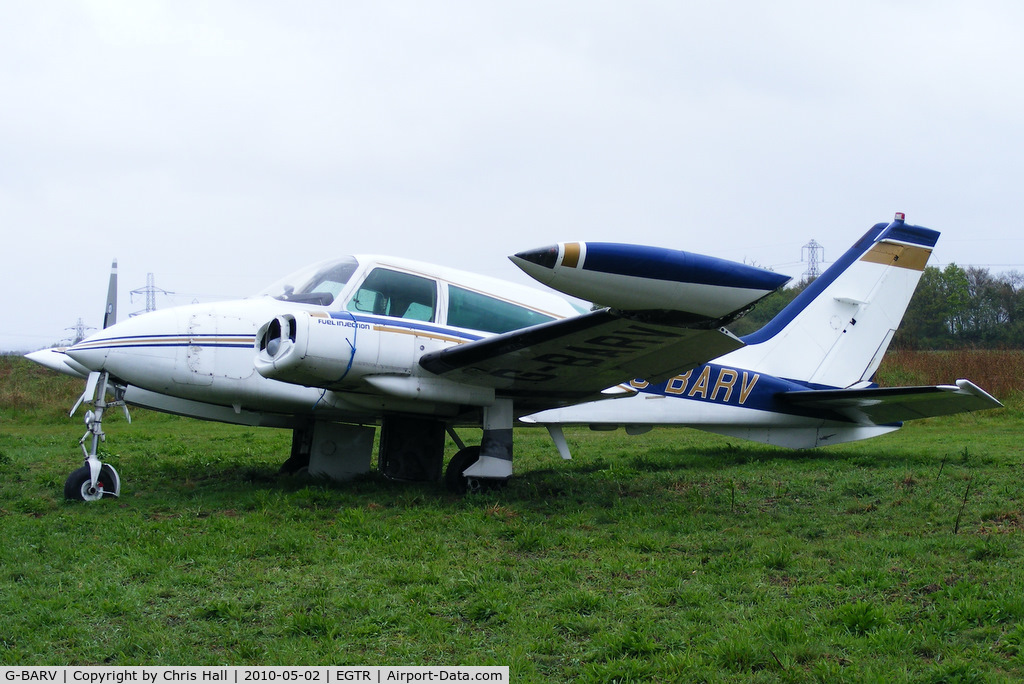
(779, 379, 1002, 425)
(418, 308, 743, 411)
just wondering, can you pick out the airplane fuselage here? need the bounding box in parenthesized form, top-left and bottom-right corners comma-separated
(63, 279, 570, 426)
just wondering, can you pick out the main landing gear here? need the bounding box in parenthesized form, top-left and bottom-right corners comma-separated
(443, 400, 514, 494)
(65, 371, 125, 501)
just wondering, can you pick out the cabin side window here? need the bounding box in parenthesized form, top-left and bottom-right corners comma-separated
(346, 268, 437, 322)
(447, 285, 555, 334)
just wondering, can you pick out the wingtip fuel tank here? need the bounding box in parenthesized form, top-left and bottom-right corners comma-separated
(511, 242, 790, 320)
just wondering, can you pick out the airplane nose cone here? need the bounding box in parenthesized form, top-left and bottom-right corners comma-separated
(512, 245, 559, 269)
(63, 307, 184, 381)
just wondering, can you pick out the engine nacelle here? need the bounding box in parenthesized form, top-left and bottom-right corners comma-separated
(511, 242, 790, 320)
(254, 312, 497, 406)
(254, 311, 368, 388)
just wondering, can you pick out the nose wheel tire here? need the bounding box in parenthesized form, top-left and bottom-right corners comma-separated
(64, 464, 119, 501)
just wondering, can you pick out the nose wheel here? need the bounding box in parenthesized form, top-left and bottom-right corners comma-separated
(64, 463, 120, 501)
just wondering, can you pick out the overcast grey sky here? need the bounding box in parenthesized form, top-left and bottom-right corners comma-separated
(3, 1, 1023, 351)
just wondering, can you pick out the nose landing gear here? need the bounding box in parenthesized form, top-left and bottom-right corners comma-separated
(65, 370, 126, 501)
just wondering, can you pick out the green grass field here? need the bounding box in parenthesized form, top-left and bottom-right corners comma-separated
(2, 356, 1023, 681)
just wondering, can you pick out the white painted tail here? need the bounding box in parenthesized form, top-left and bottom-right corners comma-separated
(724, 216, 938, 388)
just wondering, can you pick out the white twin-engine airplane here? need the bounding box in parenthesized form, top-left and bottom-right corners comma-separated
(28, 214, 1000, 500)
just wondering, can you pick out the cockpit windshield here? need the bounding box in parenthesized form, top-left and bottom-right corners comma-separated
(256, 257, 360, 306)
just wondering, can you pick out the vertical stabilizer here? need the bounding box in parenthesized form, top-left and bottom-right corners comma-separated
(725, 215, 938, 388)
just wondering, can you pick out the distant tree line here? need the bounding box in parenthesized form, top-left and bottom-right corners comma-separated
(897, 264, 1024, 349)
(727, 265, 1024, 349)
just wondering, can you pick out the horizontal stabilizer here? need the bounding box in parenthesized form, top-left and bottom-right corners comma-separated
(779, 379, 1002, 425)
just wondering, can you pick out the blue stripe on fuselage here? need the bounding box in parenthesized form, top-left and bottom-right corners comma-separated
(77, 315, 487, 355)
(71, 334, 255, 351)
(634, 363, 853, 422)
(327, 312, 486, 341)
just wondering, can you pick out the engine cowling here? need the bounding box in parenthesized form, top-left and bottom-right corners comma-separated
(254, 312, 497, 406)
(254, 311, 367, 388)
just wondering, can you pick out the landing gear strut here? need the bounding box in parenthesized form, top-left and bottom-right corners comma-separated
(444, 399, 515, 494)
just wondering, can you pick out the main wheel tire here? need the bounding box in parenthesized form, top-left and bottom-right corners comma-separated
(64, 465, 117, 501)
(444, 446, 508, 494)
(444, 446, 481, 494)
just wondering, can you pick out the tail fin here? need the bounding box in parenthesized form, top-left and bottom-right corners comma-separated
(726, 214, 938, 388)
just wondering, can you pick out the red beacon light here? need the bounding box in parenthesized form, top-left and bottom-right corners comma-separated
(894, 212, 906, 222)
